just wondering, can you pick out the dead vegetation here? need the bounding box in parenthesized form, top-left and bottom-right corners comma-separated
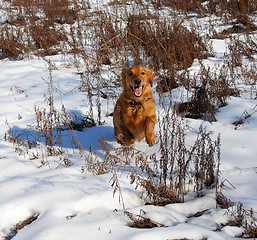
(215, 200, 257, 238)
(82, 107, 221, 207)
(2, 0, 257, 234)
(124, 210, 165, 228)
(4, 214, 39, 240)
(5, 59, 99, 168)
(1, 0, 256, 107)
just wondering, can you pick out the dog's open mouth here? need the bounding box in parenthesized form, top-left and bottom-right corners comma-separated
(131, 85, 143, 97)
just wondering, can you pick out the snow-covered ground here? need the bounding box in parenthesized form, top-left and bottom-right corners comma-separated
(0, 1, 257, 240)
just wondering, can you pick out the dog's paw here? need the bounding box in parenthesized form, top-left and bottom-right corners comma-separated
(116, 133, 125, 145)
(128, 138, 135, 145)
(146, 136, 155, 147)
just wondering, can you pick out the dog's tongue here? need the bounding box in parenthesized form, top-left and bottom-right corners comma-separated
(134, 86, 143, 97)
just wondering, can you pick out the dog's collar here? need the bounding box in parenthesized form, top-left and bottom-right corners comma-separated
(129, 100, 142, 105)
(129, 97, 151, 106)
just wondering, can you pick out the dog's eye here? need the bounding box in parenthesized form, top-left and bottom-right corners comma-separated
(129, 72, 133, 76)
(141, 72, 145, 75)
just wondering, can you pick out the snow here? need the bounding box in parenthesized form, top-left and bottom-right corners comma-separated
(0, 2, 257, 240)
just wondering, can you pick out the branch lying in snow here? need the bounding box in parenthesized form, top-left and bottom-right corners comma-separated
(233, 106, 257, 130)
(124, 210, 165, 228)
(4, 214, 39, 240)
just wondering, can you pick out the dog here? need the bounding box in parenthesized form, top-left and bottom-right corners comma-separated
(113, 66, 156, 146)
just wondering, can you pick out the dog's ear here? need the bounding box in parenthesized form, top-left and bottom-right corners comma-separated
(147, 68, 154, 87)
(121, 67, 129, 86)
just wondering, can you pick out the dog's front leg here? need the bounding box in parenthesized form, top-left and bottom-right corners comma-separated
(114, 125, 125, 145)
(113, 111, 126, 145)
(114, 125, 134, 145)
(145, 117, 156, 146)
(113, 104, 134, 145)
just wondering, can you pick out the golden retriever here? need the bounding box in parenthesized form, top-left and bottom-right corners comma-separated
(113, 66, 156, 146)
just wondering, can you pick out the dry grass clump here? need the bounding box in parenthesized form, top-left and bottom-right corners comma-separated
(0, 0, 212, 94)
(4, 0, 79, 25)
(87, 107, 220, 206)
(0, 25, 28, 59)
(215, 197, 257, 239)
(178, 62, 238, 121)
(176, 31, 257, 120)
(4, 60, 98, 168)
(93, 12, 209, 92)
(151, 0, 257, 19)
(156, 107, 221, 202)
(126, 15, 208, 70)
(153, 0, 207, 15)
(0, 0, 83, 58)
(0, 0, 256, 69)
(124, 210, 164, 228)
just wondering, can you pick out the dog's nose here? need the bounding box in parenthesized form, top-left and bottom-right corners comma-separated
(134, 78, 141, 86)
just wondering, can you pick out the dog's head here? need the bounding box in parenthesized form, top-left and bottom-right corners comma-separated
(122, 66, 153, 99)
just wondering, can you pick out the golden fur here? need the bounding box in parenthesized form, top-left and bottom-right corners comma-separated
(113, 66, 156, 146)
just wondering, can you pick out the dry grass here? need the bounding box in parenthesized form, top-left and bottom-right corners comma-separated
(5, 59, 98, 168)
(215, 199, 257, 238)
(87, 107, 221, 206)
(2, 0, 257, 232)
(124, 210, 164, 228)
